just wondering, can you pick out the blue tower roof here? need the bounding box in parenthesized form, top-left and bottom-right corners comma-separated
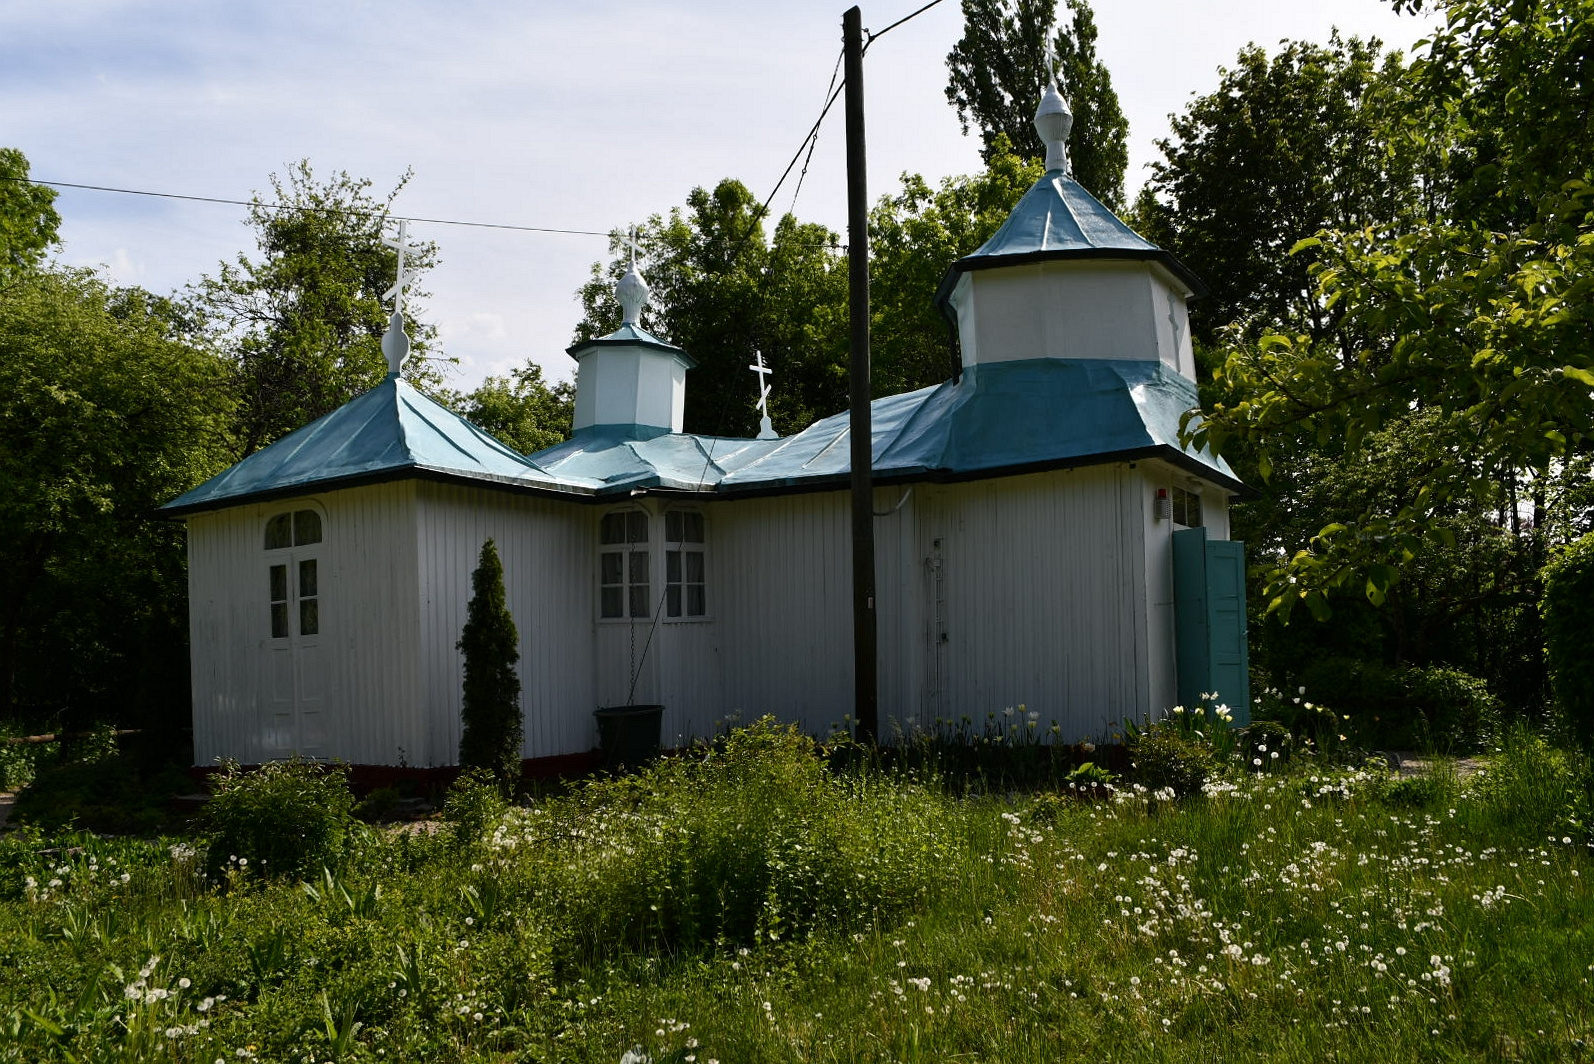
(935, 170, 1205, 309)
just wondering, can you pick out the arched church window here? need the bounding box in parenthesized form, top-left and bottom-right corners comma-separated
(264, 508, 324, 638)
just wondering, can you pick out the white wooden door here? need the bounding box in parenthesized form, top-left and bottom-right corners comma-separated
(265, 551, 325, 757)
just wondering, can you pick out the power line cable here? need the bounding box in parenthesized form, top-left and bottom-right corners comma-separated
(863, 0, 948, 51)
(2, 173, 841, 251)
(722, 56, 849, 271)
(790, 46, 847, 217)
(0, 174, 614, 237)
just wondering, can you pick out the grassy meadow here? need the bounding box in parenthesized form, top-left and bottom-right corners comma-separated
(0, 720, 1591, 1063)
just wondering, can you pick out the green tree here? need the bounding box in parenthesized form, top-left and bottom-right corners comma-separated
(0, 268, 233, 724)
(190, 161, 441, 458)
(575, 179, 848, 437)
(1186, 0, 1594, 629)
(1542, 532, 1594, 749)
(945, 0, 1129, 207)
(458, 539, 522, 789)
(574, 150, 1042, 437)
(867, 142, 1044, 395)
(0, 148, 60, 286)
(438, 360, 574, 455)
(1138, 35, 1423, 347)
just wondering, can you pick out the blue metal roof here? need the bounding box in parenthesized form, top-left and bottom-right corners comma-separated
(566, 322, 696, 367)
(935, 170, 1205, 307)
(718, 358, 1238, 491)
(531, 426, 783, 493)
(162, 374, 578, 515)
(163, 358, 1238, 515)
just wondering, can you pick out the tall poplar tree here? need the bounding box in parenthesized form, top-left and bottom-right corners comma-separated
(945, 0, 1129, 208)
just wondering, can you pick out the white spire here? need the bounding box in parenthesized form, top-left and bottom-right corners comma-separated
(1034, 78, 1074, 175)
(615, 225, 650, 326)
(381, 219, 424, 375)
(749, 349, 777, 439)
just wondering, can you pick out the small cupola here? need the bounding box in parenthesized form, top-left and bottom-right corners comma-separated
(934, 85, 1206, 381)
(568, 253, 695, 437)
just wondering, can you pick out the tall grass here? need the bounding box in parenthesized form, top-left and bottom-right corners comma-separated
(0, 721, 1590, 1062)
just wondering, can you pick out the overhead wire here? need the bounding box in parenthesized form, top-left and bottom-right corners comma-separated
(2, 0, 950, 251)
(0, 174, 613, 237)
(705, 0, 948, 441)
(790, 46, 847, 217)
(863, 0, 947, 51)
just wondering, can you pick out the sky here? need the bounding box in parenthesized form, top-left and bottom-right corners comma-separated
(1, 0, 1439, 391)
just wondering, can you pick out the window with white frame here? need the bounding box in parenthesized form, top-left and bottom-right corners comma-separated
(665, 510, 706, 618)
(264, 508, 323, 638)
(599, 510, 650, 619)
(1171, 486, 1203, 528)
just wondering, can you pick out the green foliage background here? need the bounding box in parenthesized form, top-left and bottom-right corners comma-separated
(1541, 533, 1594, 749)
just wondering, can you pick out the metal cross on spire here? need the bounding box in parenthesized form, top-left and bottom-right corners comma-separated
(749, 349, 777, 439)
(380, 219, 425, 375)
(619, 224, 642, 270)
(383, 218, 425, 318)
(615, 225, 651, 327)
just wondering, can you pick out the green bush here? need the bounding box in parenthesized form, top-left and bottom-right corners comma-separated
(0, 720, 55, 791)
(1400, 665, 1500, 752)
(1251, 686, 1355, 761)
(1128, 729, 1215, 798)
(441, 767, 510, 849)
(512, 718, 960, 953)
(1290, 659, 1498, 751)
(1542, 532, 1594, 751)
(10, 728, 190, 834)
(203, 758, 355, 881)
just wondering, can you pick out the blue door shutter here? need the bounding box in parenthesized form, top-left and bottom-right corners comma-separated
(1173, 528, 1250, 723)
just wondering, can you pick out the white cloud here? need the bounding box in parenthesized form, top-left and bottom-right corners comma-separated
(5, 0, 1437, 391)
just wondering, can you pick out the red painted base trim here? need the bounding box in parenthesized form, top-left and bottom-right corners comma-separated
(188, 749, 605, 794)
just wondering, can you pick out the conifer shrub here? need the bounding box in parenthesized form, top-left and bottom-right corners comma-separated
(457, 539, 523, 791)
(1542, 532, 1594, 750)
(203, 757, 355, 881)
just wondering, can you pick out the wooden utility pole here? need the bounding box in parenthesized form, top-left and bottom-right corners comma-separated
(843, 5, 878, 742)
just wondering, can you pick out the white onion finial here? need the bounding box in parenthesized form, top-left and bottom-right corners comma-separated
(616, 225, 650, 326)
(1034, 82, 1074, 175)
(381, 218, 424, 374)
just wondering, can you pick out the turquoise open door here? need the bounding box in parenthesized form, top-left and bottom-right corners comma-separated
(1173, 527, 1250, 723)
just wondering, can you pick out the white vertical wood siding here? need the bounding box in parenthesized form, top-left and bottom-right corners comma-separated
(911, 466, 1150, 740)
(414, 482, 595, 763)
(187, 482, 424, 766)
(710, 492, 854, 735)
(190, 461, 1222, 766)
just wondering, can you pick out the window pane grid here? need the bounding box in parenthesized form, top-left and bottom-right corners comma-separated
(664, 511, 707, 619)
(599, 511, 651, 619)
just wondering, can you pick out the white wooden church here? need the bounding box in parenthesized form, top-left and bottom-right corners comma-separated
(164, 88, 1249, 771)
